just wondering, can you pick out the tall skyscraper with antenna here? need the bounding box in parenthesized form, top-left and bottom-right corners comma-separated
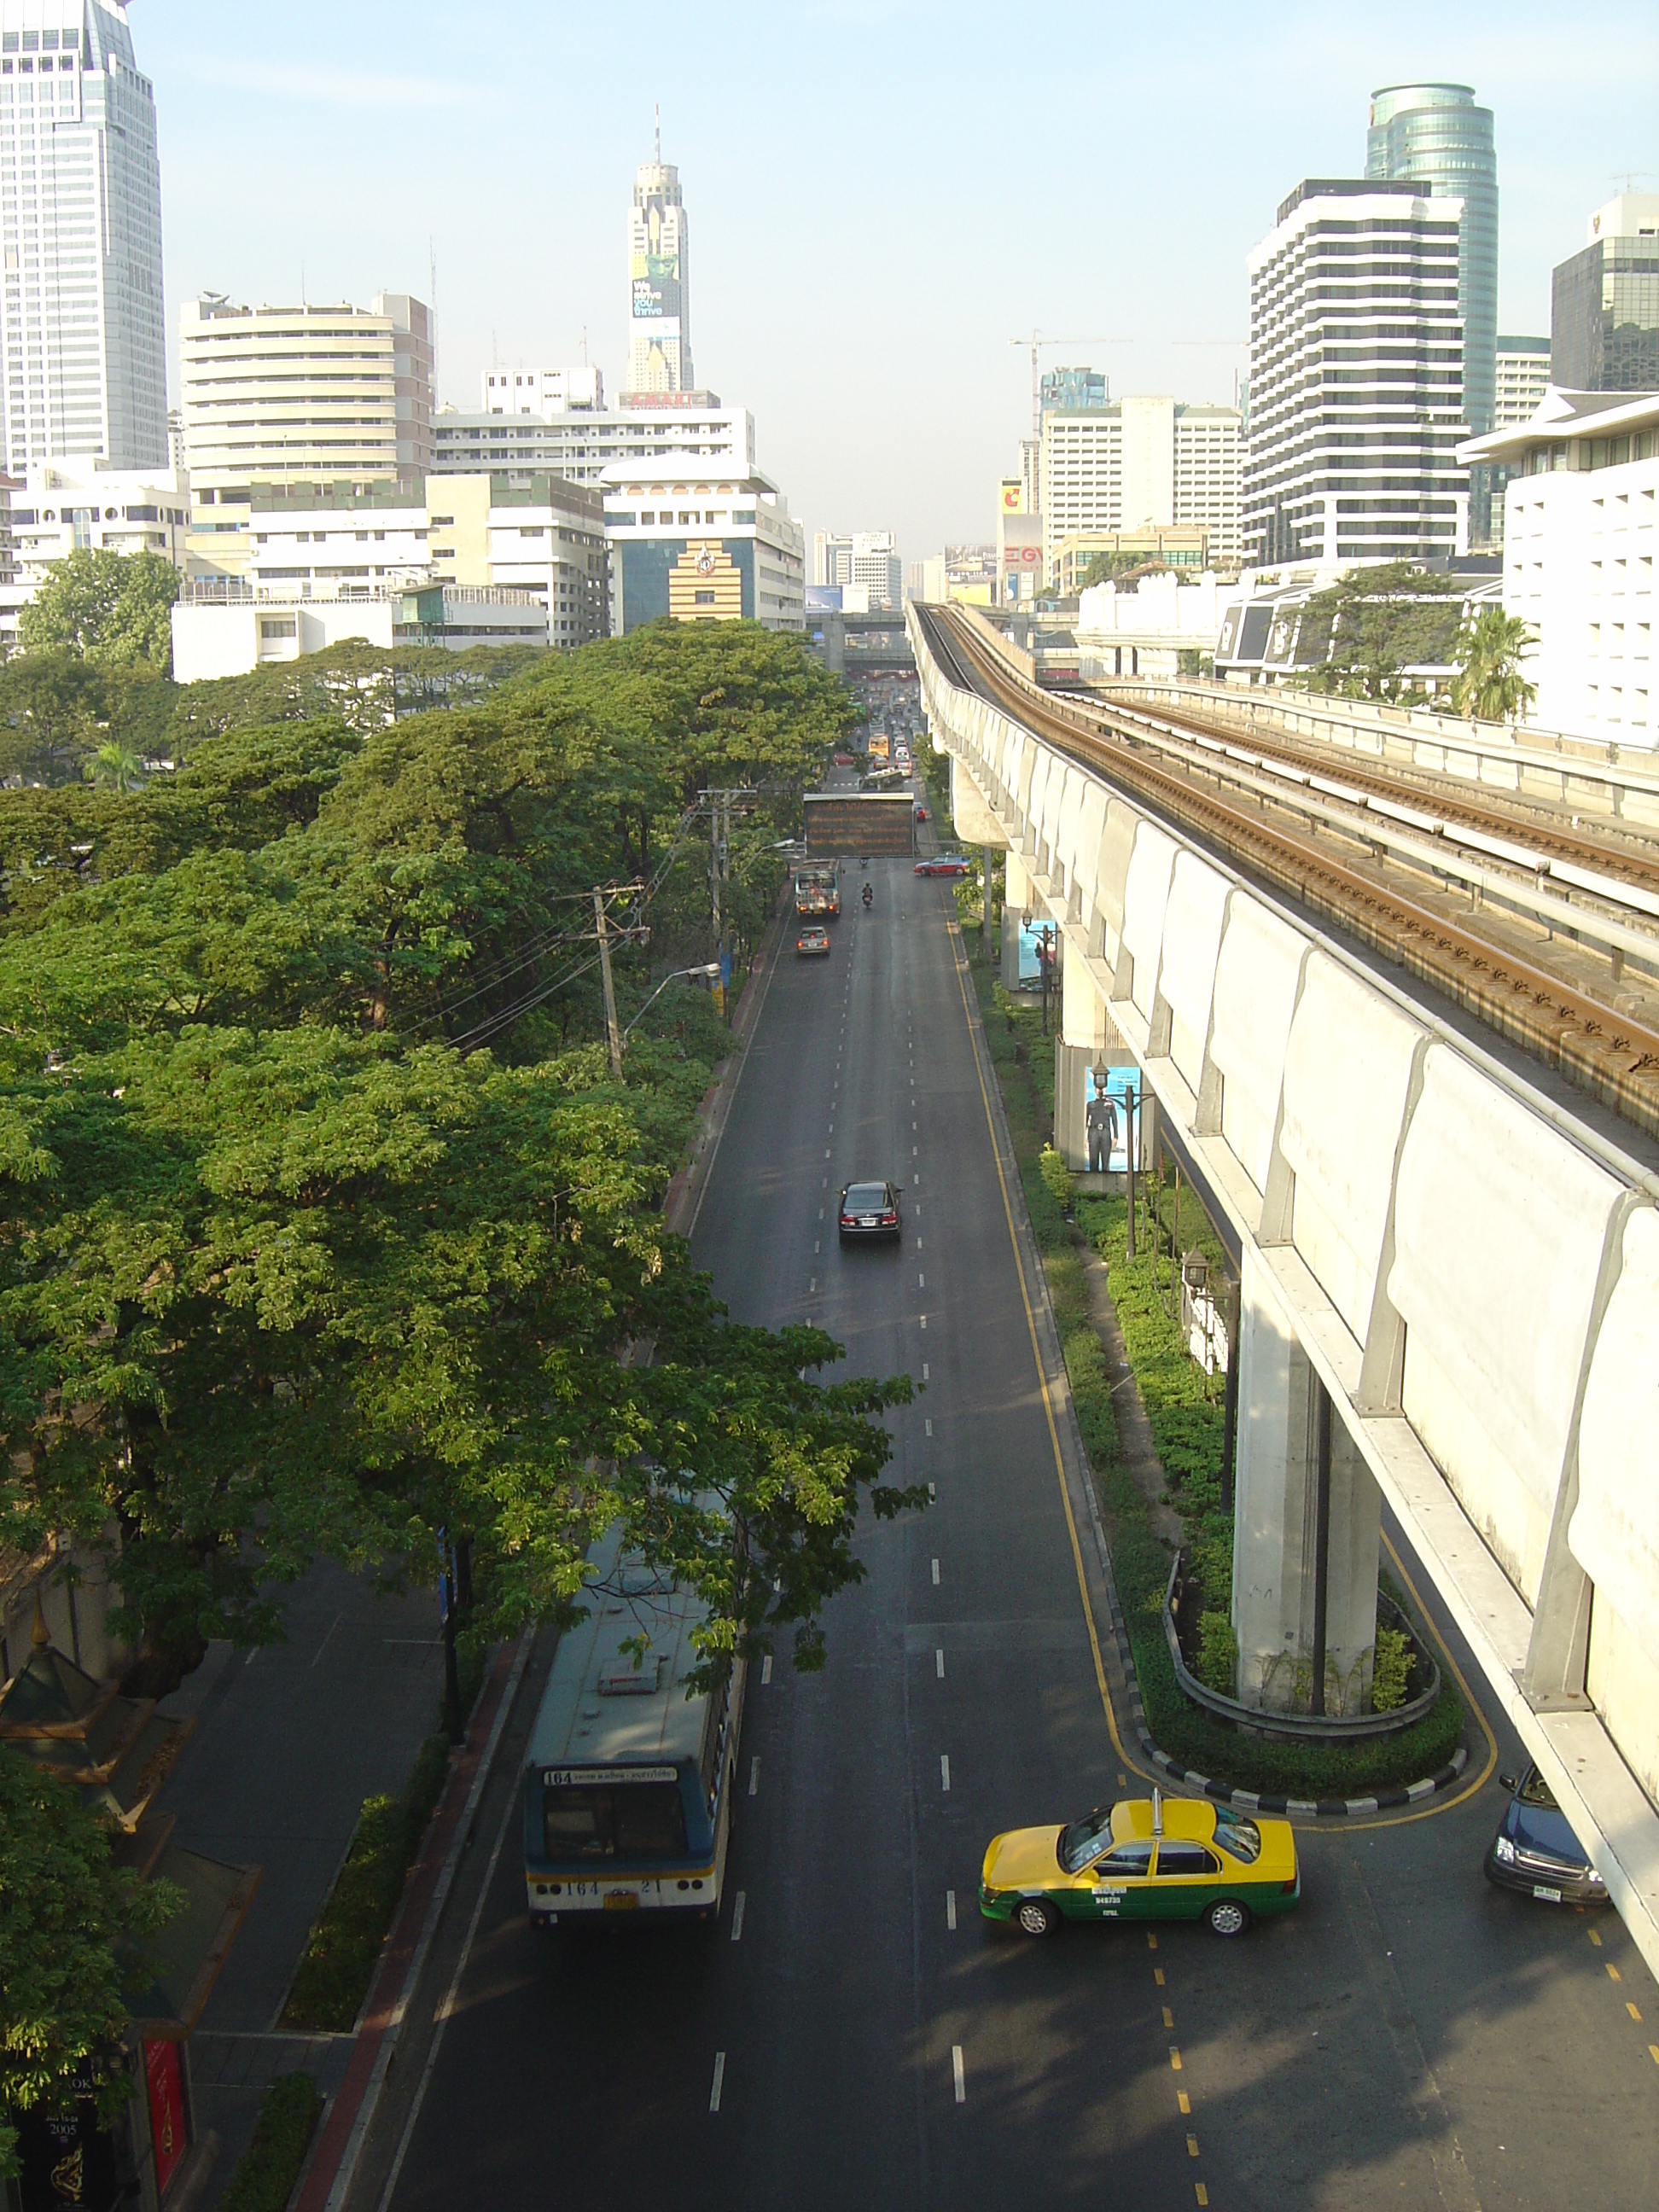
(626, 111, 694, 394)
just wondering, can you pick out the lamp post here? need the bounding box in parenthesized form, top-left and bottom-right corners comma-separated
(620, 963, 724, 1054)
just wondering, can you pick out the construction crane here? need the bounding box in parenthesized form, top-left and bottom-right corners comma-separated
(1010, 332, 1135, 436)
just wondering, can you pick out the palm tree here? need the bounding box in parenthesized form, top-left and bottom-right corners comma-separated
(1452, 607, 1537, 726)
(84, 739, 146, 794)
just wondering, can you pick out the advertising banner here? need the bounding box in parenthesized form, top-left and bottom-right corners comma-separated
(145, 2040, 188, 2199)
(1083, 1062, 1138, 1174)
(632, 252, 682, 323)
(1016, 918, 1056, 986)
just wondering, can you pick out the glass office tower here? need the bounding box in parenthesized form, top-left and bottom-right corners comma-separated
(1368, 84, 1496, 537)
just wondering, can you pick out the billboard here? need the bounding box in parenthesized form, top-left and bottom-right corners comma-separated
(804, 792, 915, 859)
(1083, 1062, 1139, 1173)
(1000, 479, 1025, 515)
(632, 250, 683, 324)
(1016, 917, 1056, 986)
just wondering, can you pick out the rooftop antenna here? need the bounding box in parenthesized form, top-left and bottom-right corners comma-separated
(654, 103, 661, 163)
(579, 326, 589, 366)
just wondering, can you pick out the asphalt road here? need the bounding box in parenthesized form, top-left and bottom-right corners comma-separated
(373, 844, 1659, 2212)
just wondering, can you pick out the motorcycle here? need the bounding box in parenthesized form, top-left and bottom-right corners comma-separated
(861, 883, 873, 910)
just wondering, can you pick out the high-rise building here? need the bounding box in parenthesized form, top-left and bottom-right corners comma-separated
(1039, 366, 1108, 414)
(1551, 195, 1659, 393)
(1245, 179, 1468, 567)
(1495, 336, 1551, 427)
(626, 124, 694, 395)
(0, 1, 166, 473)
(812, 530, 899, 608)
(376, 293, 434, 486)
(179, 294, 432, 576)
(1039, 395, 1242, 576)
(1366, 85, 1497, 446)
(812, 531, 852, 589)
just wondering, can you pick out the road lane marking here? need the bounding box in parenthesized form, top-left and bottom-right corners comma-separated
(761, 1655, 772, 1685)
(1147, 1933, 1158, 1948)
(1650, 2045, 1659, 2067)
(1629, 2002, 1643, 2021)
(932, 1558, 940, 1584)
(928, 1482, 936, 1499)
(919, 1272, 925, 1287)
(814, 1240, 820, 1254)
(1155, 1968, 1166, 1986)
(1162, 2006, 1175, 2029)
(940, 1755, 951, 1791)
(1608, 1963, 1622, 1981)
(1169, 2048, 1182, 2071)
(1120, 1772, 1128, 1787)
(1589, 1929, 1603, 1947)
(946, 1889, 957, 1930)
(709, 2052, 725, 2112)
(1178, 2092, 1190, 2116)
(935, 1649, 945, 1678)
(920, 1314, 927, 1330)
(748, 1757, 760, 1797)
(925, 1417, 933, 1435)
(731, 1891, 746, 1941)
(824, 1149, 831, 1158)
(923, 1363, 929, 1380)
(1195, 2188, 1208, 2208)
(952, 2046, 965, 2104)
(1188, 2135, 1200, 2158)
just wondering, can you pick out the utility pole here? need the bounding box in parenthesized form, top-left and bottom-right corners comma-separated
(593, 886, 623, 1080)
(1124, 1082, 1138, 1260)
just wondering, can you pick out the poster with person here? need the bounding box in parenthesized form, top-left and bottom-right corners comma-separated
(1084, 1063, 1137, 1173)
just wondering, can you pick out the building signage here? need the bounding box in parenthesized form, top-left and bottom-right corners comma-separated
(144, 2040, 188, 2199)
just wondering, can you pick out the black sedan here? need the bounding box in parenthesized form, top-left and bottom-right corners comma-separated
(1484, 1763, 1607, 1906)
(838, 1180, 902, 1244)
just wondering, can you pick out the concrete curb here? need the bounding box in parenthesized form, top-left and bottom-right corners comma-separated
(293, 1627, 534, 2212)
(663, 893, 788, 1240)
(952, 956, 1476, 1824)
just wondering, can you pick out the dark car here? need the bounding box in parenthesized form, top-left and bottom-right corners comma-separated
(838, 1179, 902, 1244)
(1484, 1763, 1607, 1905)
(914, 855, 972, 878)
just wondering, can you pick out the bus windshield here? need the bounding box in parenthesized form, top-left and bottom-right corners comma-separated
(544, 1781, 688, 1862)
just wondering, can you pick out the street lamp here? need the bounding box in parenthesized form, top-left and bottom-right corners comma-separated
(620, 963, 723, 1046)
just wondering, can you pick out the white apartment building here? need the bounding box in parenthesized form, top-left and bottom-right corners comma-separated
(171, 585, 550, 686)
(480, 365, 602, 414)
(1040, 397, 1243, 579)
(814, 529, 901, 606)
(1459, 387, 1657, 744)
(1246, 178, 1468, 566)
(1495, 337, 1551, 428)
(1, 1, 166, 473)
(430, 396, 753, 486)
(178, 293, 433, 576)
(0, 458, 187, 647)
(604, 464, 804, 632)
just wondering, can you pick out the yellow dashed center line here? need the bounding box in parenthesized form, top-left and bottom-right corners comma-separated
(1178, 2091, 1191, 2116)
(1608, 1963, 1622, 1982)
(1163, 2006, 1175, 2030)
(1187, 2133, 1201, 2158)
(1628, 2002, 1643, 2023)
(1169, 2047, 1183, 2071)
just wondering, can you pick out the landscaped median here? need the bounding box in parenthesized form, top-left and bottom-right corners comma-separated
(968, 963, 1465, 1805)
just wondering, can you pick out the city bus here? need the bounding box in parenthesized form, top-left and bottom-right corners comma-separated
(523, 1524, 746, 1926)
(795, 863, 841, 917)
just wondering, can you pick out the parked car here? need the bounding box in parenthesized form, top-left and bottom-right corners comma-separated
(1484, 1764, 1607, 1905)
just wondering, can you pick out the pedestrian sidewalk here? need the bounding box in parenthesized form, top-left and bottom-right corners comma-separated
(154, 1558, 446, 2205)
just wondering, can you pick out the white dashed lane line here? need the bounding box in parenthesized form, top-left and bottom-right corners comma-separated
(946, 1889, 957, 1930)
(748, 1757, 760, 1797)
(761, 1655, 772, 1685)
(931, 1557, 940, 1584)
(940, 1755, 951, 1792)
(952, 2046, 965, 2104)
(935, 1649, 945, 1678)
(709, 2052, 725, 2113)
(731, 1890, 746, 1941)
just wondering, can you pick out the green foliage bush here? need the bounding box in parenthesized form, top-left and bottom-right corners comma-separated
(217, 2072, 323, 2212)
(1039, 1144, 1072, 1214)
(1196, 1611, 1238, 1694)
(1371, 1625, 1413, 1714)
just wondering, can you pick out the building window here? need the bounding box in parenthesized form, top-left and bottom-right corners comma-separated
(260, 617, 297, 640)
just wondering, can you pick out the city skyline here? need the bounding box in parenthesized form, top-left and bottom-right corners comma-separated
(118, 1, 1659, 561)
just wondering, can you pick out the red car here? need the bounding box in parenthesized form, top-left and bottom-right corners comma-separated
(834, 753, 856, 766)
(913, 803, 928, 822)
(914, 856, 972, 878)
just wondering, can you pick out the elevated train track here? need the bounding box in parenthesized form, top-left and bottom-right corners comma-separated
(921, 605, 1659, 1145)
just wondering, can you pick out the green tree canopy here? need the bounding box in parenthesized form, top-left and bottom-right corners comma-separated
(17, 550, 181, 672)
(0, 1746, 178, 2180)
(1294, 562, 1463, 702)
(1452, 605, 1538, 725)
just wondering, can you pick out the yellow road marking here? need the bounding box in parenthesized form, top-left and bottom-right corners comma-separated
(1650, 2045, 1659, 2068)
(1629, 2002, 1643, 2022)
(1147, 1933, 1158, 1949)
(1589, 1928, 1603, 1946)
(1187, 2134, 1200, 2158)
(1178, 2091, 1191, 2116)
(1162, 2006, 1175, 2029)
(951, 937, 1133, 1767)
(1196, 2186, 1209, 2206)
(1169, 2047, 1183, 2071)
(1608, 1963, 1622, 1982)
(1154, 1967, 1166, 1986)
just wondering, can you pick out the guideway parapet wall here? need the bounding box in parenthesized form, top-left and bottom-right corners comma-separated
(910, 599, 1659, 1982)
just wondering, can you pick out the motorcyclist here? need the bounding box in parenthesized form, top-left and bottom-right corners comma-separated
(862, 882, 873, 909)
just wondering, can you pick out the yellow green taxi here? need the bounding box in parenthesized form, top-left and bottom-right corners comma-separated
(980, 1791, 1300, 1938)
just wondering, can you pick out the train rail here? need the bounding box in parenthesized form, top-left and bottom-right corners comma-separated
(919, 605, 1659, 1143)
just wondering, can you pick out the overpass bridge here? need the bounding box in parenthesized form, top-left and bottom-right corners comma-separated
(911, 598, 1659, 1980)
(808, 608, 916, 676)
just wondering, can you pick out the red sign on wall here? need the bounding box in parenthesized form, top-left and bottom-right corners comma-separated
(144, 2041, 187, 2199)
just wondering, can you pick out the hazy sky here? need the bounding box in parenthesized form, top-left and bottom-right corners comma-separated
(145, 0, 1656, 566)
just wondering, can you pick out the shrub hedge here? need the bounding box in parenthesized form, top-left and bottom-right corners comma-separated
(217, 2072, 323, 2212)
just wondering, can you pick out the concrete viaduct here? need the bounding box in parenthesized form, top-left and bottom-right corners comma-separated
(909, 602, 1659, 1979)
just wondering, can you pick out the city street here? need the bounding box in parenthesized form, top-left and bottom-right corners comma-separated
(366, 862, 1659, 2212)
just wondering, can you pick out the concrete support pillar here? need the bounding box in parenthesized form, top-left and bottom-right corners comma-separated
(1231, 1244, 1382, 1715)
(824, 611, 845, 675)
(1054, 1041, 1095, 1167)
(1002, 847, 1030, 992)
